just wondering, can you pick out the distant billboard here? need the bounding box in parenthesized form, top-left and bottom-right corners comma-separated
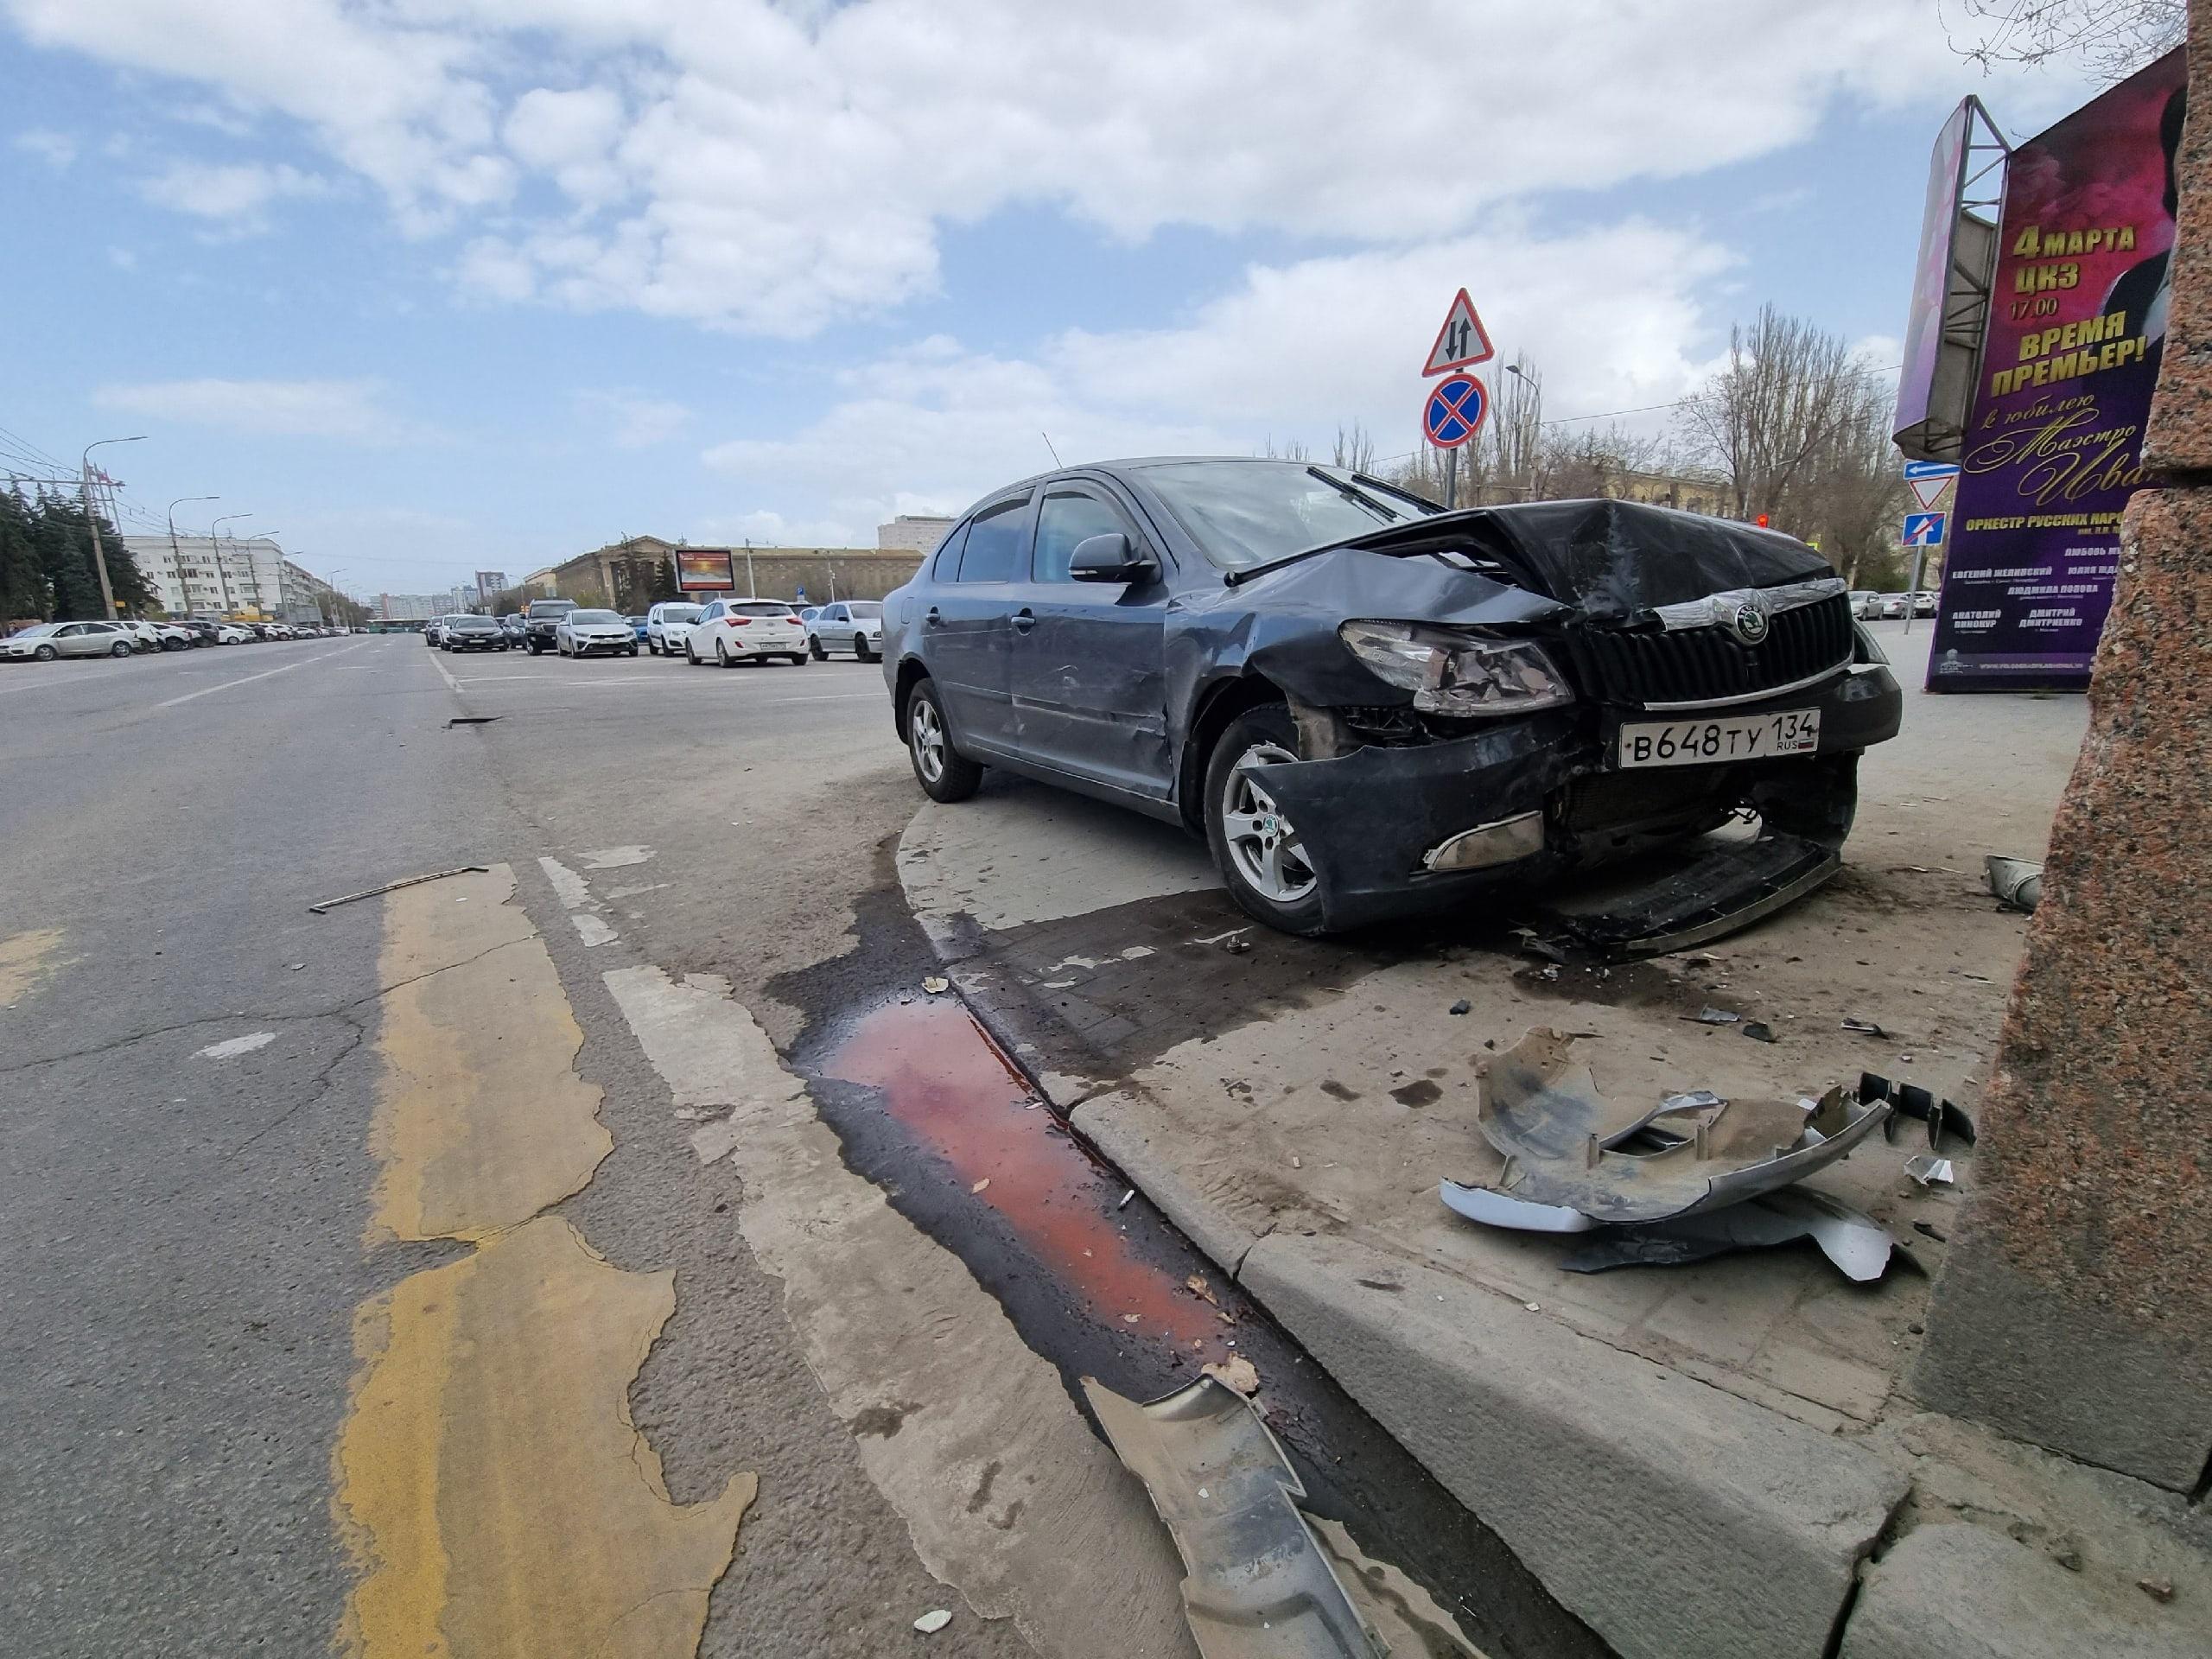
(1928, 48, 2184, 691)
(1894, 99, 2006, 462)
(676, 549, 736, 592)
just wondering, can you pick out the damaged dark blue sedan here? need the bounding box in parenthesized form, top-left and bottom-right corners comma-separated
(881, 459, 1903, 938)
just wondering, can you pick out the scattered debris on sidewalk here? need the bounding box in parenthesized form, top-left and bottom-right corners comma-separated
(1864, 1073, 1978, 1151)
(1741, 1020, 1776, 1043)
(1985, 855, 2044, 912)
(1692, 1006, 1741, 1024)
(1440, 1027, 1911, 1281)
(1447, 998, 1470, 1015)
(921, 976, 950, 994)
(1084, 1375, 1383, 1658)
(1840, 1016, 1886, 1038)
(1558, 1187, 1897, 1281)
(1904, 1154, 1955, 1186)
(913, 1608, 952, 1634)
(1200, 1355, 1261, 1396)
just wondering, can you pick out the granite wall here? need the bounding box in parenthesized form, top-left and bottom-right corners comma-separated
(1911, 6, 2212, 1491)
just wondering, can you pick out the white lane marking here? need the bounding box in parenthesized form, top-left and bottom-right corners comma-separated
(197, 1031, 276, 1058)
(537, 855, 617, 945)
(426, 651, 463, 693)
(151, 643, 366, 710)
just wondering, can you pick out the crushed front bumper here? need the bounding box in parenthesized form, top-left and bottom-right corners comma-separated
(1245, 664, 1902, 931)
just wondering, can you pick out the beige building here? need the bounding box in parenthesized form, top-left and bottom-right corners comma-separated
(525, 533, 921, 607)
(877, 515, 957, 555)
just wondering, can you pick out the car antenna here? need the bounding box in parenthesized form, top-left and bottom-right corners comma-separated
(1040, 430, 1063, 467)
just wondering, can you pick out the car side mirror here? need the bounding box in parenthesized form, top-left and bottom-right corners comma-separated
(1068, 531, 1158, 584)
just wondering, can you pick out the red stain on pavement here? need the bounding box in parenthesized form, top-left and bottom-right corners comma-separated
(823, 997, 1230, 1353)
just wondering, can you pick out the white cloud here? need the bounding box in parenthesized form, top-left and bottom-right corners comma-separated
(92, 377, 420, 442)
(6, 0, 2038, 332)
(138, 158, 328, 226)
(701, 220, 1735, 530)
(14, 127, 75, 167)
(573, 388, 689, 448)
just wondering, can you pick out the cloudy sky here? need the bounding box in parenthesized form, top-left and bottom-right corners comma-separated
(1, 1, 2096, 599)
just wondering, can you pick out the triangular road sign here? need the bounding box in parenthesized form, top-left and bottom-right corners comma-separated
(1423, 289, 1495, 376)
(1908, 474, 1952, 511)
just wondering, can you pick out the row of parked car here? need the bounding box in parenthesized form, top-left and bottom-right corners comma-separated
(418, 597, 887, 665)
(1, 615, 353, 662)
(1851, 590, 1938, 620)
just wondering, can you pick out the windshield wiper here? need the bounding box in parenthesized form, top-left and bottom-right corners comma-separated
(1306, 466, 1402, 524)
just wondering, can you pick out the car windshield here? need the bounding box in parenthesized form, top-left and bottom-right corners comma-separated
(660, 605, 703, 622)
(847, 601, 882, 618)
(1141, 461, 1439, 569)
(454, 617, 494, 628)
(569, 609, 620, 624)
(11, 623, 59, 638)
(625, 615, 645, 625)
(730, 601, 792, 617)
(529, 601, 575, 616)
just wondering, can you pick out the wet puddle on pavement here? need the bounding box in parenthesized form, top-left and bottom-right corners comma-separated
(817, 995, 1236, 1362)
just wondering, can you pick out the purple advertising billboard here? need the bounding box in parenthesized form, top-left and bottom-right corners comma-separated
(1927, 48, 2184, 691)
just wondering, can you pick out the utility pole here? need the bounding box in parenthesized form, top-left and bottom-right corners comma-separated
(212, 513, 252, 617)
(168, 495, 218, 616)
(744, 538, 756, 595)
(81, 436, 145, 620)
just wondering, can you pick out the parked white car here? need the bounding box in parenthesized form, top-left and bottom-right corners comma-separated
(216, 623, 254, 644)
(683, 597, 809, 666)
(556, 607, 640, 658)
(3, 620, 136, 660)
(645, 601, 705, 657)
(805, 600, 884, 661)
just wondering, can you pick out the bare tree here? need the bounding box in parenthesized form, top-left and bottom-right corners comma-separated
(1332, 420, 1376, 473)
(1945, 0, 2183, 84)
(1680, 307, 1873, 524)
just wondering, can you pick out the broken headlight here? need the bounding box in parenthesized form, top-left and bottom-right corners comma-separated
(1338, 621, 1573, 716)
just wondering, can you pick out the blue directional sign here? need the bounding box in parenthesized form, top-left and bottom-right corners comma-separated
(1901, 512, 1947, 547)
(1902, 460, 1961, 480)
(1423, 373, 1488, 449)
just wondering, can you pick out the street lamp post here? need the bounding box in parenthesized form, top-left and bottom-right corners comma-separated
(211, 513, 252, 618)
(81, 436, 146, 620)
(168, 495, 219, 617)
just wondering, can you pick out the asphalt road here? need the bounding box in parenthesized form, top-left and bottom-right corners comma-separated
(0, 637, 1085, 1658)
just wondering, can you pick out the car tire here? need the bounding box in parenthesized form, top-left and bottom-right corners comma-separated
(855, 637, 876, 663)
(715, 640, 730, 667)
(686, 643, 702, 665)
(111, 641, 133, 658)
(627, 645, 639, 657)
(790, 653, 808, 666)
(808, 635, 826, 660)
(1203, 703, 1331, 938)
(905, 677, 982, 803)
(34, 644, 57, 661)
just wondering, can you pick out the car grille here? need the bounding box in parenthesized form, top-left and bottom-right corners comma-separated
(1558, 593, 1853, 708)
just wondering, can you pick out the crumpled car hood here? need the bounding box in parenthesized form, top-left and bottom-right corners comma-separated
(1325, 497, 1834, 623)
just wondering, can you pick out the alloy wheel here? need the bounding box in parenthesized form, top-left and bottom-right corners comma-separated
(1219, 741, 1318, 904)
(911, 697, 947, 783)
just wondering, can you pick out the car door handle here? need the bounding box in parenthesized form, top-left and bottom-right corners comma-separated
(1011, 607, 1036, 633)
(925, 607, 943, 627)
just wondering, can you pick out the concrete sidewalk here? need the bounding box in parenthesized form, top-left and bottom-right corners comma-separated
(895, 629, 2211, 1658)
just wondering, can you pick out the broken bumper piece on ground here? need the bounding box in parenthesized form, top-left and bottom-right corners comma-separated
(1083, 1374, 1389, 1659)
(1440, 1027, 1904, 1281)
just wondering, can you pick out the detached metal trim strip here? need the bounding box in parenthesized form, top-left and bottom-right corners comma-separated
(1638, 661, 1848, 712)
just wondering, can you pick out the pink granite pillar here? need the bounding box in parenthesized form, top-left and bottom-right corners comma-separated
(1911, 8, 2212, 1491)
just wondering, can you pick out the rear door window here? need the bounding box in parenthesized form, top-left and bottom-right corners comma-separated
(730, 601, 791, 617)
(955, 497, 1031, 583)
(1033, 490, 1134, 584)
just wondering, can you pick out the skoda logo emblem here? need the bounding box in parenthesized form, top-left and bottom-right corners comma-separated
(1727, 594, 1770, 645)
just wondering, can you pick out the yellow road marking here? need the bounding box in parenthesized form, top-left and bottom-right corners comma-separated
(366, 867, 609, 1243)
(0, 925, 68, 1008)
(334, 1217, 755, 1659)
(335, 864, 753, 1657)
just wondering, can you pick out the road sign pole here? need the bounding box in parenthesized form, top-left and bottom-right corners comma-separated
(1903, 547, 1927, 636)
(1445, 446, 1458, 511)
